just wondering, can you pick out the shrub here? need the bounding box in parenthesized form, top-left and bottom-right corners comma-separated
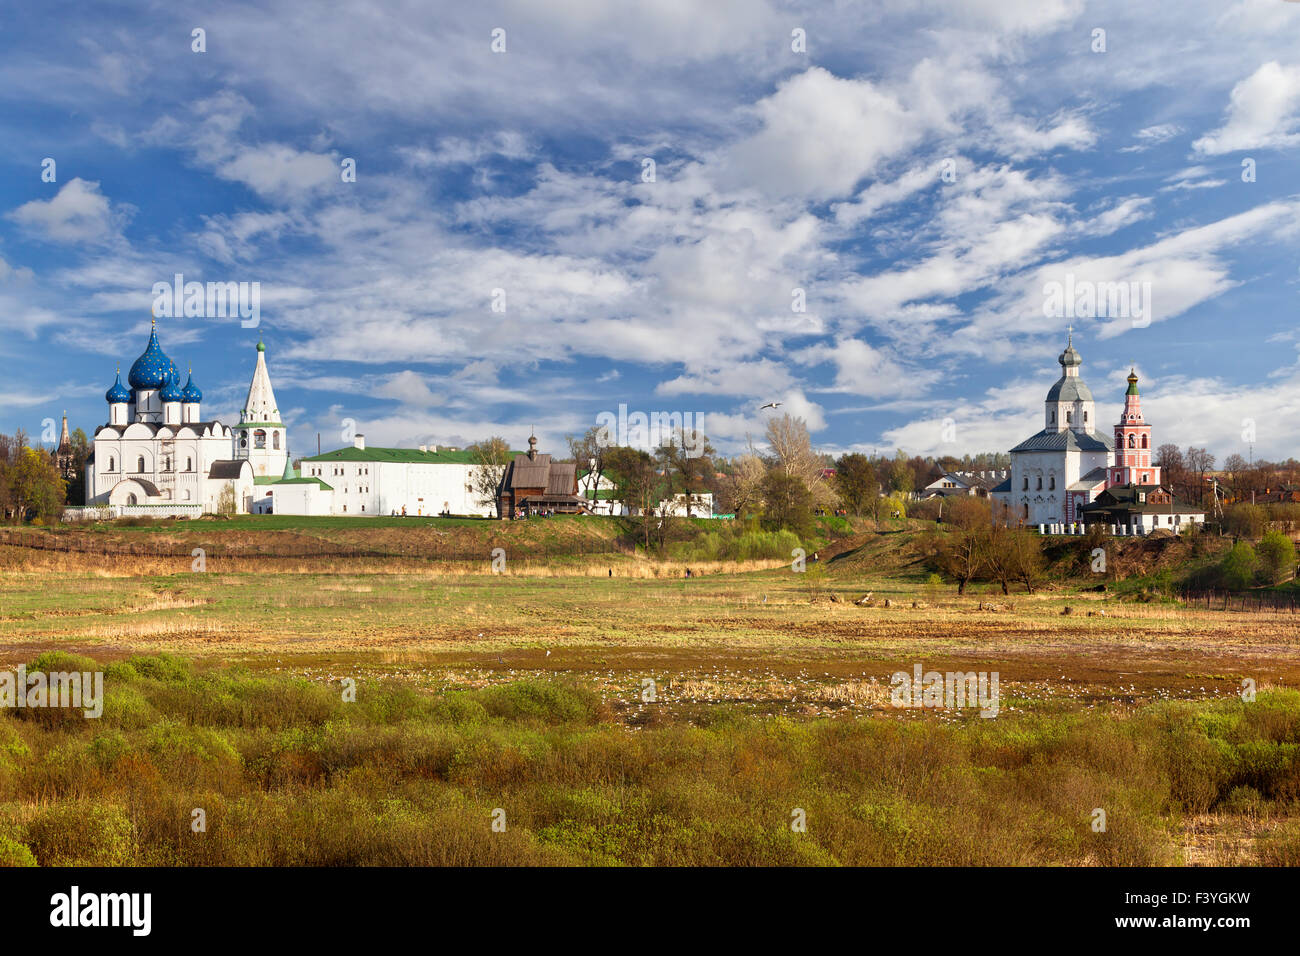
(26, 802, 136, 866)
(480, 681, 604, 725)
(1219, 542, 1258, 590)
(0, 836, 36, 867)
(1257, 530, 1296, 586)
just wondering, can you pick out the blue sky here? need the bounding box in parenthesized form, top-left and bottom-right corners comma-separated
(2, 0, 1299, 462)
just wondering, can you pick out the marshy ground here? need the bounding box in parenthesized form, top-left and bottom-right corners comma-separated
(1, 528, 1298, 865)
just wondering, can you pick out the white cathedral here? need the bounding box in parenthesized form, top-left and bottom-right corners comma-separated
(991, 334, 1205, 534)
(84, 320, 285, 515)
(80, 319, 498, 519)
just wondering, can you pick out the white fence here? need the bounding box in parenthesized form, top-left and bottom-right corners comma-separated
(63, 504, 205, 522)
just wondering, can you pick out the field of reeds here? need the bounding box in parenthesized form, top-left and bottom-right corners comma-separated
(0, 652, 1297, 866)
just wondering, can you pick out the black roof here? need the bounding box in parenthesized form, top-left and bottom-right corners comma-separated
(208, 460, 250, 479)
(1079, 483, 1202, 516)
(1010, 428, 1113, 454)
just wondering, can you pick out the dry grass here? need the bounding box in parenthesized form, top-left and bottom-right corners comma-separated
(1, 652, 1294, 866)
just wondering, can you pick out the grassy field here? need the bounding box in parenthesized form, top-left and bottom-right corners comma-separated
(1, 526, 1298, 866)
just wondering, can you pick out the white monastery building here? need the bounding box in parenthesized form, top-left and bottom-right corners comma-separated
(992, 334, 1205, 534)
(285, 437, 494, 517)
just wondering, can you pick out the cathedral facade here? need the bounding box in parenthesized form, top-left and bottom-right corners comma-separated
(992, 335, 1205, 533)
(84, 321, 256, 515)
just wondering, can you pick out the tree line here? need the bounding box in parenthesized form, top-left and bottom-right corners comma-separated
(0, 430, 72, 524)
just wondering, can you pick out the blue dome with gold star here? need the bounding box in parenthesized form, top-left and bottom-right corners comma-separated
(105, 369, 130, 404)
(128, 320, 179, 390)
(181, 370, 202, 403)
(159, 369, 185, 403)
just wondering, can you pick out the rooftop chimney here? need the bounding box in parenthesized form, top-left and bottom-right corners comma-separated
(419, 444, 427, 453)
(353, 434, 365, 450)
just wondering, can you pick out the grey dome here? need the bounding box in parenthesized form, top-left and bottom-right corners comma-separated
(1046, 377, 1094, 404)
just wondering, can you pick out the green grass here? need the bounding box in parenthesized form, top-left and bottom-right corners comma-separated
(1, 653, 1297, 865)
(61, 514, 505, 533)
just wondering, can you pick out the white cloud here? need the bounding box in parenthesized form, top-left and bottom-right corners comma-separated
(6, 179, 130, 244)
(793, 339, 938, 398)
(1194, 61, 1300, 154)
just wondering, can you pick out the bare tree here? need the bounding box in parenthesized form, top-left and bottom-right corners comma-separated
(468, 436, 512, 511)
(567, 425, 613, 503)
(721, 452, 767, 518)
(765, 414, 831, 504)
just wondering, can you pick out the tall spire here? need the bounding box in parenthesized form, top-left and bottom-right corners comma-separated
(241, 338, 281, 425)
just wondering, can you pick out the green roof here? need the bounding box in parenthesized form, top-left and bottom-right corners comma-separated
(253, 476, 278, 485)
(303, 446, 509, 465)
(273, 477, 333, 490)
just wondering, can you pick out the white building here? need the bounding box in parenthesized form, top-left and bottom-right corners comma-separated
(921, 471, 1008, 499)
(993, 335, 1206, 533)
(577, 470, 714, 517)
(992, 335, 1113, 526)
(279, 436, 495, 517)
(82, 320, 253, 517)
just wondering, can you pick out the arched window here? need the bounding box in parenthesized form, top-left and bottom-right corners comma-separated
(240, 433, 248, 449)
(1050, 411, 1056, 423)
(1084, 411, 1088, 422)
(1128, 435, 1136, 448)
(1023, 477, 1029, 490)
(1049, 476, 1056, 490)
(273, 431, 281, 450)
(1066, 411, 1073, 424)
(108, 457, 115, 472)
(1141, 435, 1148, 449)
(1037, 476, 1043, 490)
(137, 456, 145, 473)
(126, 493, 137, 506)
(254, 429, 267, 449)
(186, 456, 193, 472)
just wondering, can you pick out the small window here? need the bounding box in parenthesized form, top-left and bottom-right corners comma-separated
(108, 457, 115, 472)
(1049, 476, 1056, 490)
(1037, 477, 1043, 490)
(1023, 478, 1029, 491)
(1066, 411, 1073, 424)
(1141, 435, 1148, 449)
(1128, 435, 1136, 448)
(137, 456, 145, 473)
(186, 456, 193, 471)
(273, 431, 281, 450)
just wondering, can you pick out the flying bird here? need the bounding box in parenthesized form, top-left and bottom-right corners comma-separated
(759, 402, 783, 410)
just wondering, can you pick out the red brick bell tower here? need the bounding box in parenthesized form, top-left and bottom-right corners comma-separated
(1108, 369, 1160, 487)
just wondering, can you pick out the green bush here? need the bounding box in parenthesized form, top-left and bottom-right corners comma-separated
(0, 836, 36, 867)
(1219, 542, 1259, 590)
(1257, 530, 1296, 585)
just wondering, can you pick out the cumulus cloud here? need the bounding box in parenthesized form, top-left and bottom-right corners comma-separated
(7, 179, 130, 244)
(1194, 61, 1300, 154)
